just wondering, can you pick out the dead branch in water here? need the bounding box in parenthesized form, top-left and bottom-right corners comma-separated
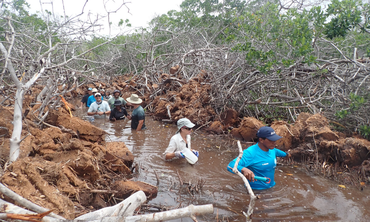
(231, 141, 257, 222)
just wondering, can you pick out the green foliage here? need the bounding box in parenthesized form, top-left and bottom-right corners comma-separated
(335, 109, 348, 119)
(335, 93, 366, 119)
(118, 19, 131, 27)
(234, 3, 316, 72)
(359, 125, 370, 139)
(324, 0, 364, 39)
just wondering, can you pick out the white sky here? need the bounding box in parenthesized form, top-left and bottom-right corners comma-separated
(26, 0, 184, 36)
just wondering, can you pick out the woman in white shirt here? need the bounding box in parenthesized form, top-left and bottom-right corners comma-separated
(164, 118, 199, 160)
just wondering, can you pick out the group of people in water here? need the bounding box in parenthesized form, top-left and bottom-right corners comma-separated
(80, 87, 145, 131)
(79, 87, 291, 190)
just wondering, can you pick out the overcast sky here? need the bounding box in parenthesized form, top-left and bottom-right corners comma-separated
(26, 0, 184, 35)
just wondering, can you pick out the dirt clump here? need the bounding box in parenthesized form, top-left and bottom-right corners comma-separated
(208, 121, 224, 134)
(112, 180, 158, 200)
(0, 102, 157, 219)
(271, 121, 292, 151)
(231, 117, 264, 141)
(150, 71, 216, 126)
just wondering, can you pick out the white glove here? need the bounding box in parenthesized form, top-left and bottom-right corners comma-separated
(174, 151, 185, 158)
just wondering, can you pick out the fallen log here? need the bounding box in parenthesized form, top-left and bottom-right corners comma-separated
(74, 191, 146, 221)
(230, 141, 257, 222)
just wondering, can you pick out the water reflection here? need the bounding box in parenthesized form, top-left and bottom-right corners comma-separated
(74, 107, 370, 221)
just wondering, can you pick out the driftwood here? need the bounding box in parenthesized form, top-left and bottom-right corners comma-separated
(74, 191, 146, 221)
(231, 141, 257, 222)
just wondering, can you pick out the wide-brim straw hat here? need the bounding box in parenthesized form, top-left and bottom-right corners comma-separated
(126, 94, 143, 104)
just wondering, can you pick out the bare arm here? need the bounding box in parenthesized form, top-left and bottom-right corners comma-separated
(87, 111, 98, 116)
(136, 120, 144, 131)
(241, 168, 255, 182)
(165, 152, 176, 160)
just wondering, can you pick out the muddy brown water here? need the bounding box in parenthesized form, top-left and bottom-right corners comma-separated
(75, 107, 370, 221)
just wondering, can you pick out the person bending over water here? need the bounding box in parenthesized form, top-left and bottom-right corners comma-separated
(109, 100, 128, 121)
(164, 118, 199, 160)
(227, 126, 290, 190)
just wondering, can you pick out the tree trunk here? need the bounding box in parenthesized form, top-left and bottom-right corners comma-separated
(9, 88, 24, 162)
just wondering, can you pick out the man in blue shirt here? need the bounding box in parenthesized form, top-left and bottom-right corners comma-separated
(227, 126, 290, 190)
(87, 88, 98, 107)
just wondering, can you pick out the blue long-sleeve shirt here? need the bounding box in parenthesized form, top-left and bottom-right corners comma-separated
(86, 95, 96, 107)
(227, 143, 287, 190)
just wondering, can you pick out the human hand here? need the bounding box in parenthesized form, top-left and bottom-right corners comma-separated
(241, 168, 255, 182)
(284, 149, 291, 159)
(174, 151, 185, 158)
(192, 150, 199, 157)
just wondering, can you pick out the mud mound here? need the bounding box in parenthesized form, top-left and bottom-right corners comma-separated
(151, 71, 216, 125)
(335, 138, 370, 166)
(220, 108, 239, 128)
(46, 109, 106, 143)
(112, 180, 158, 200)
(106, 142, 134, 168)
(231, 117, 264, 141)
(304, 114, 339, 141)
(271, 121, 292, 151)
(208, 121, 224, 134)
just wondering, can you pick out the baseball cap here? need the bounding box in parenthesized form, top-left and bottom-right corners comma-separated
(88, 87, 92, 91)
(256, 126, 282, 141)
(94, 93, 101, 97)
(176, 118, 195, 134)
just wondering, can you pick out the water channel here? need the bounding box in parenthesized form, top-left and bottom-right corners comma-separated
(75, 107, 370, 222)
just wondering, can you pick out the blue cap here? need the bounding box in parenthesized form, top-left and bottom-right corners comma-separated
(256, 126, 282, 141)
(88, 87, 92, 91)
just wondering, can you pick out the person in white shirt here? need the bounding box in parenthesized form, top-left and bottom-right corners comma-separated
(164, 118, 199, 160)
(87, 93, 111, 119)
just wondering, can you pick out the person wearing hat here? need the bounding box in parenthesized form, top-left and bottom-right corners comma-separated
(109, 100, 128, 121)
(126, 94, 145, 131)
(80, 87, 93, 108)
(87, 92, 111, 118)
(164, 118, 199, 160)
(99, 88, 109, 100)
(87, 88, 99, 107)
(108, 89, 127, 109)
(227, 126, 290, 190)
